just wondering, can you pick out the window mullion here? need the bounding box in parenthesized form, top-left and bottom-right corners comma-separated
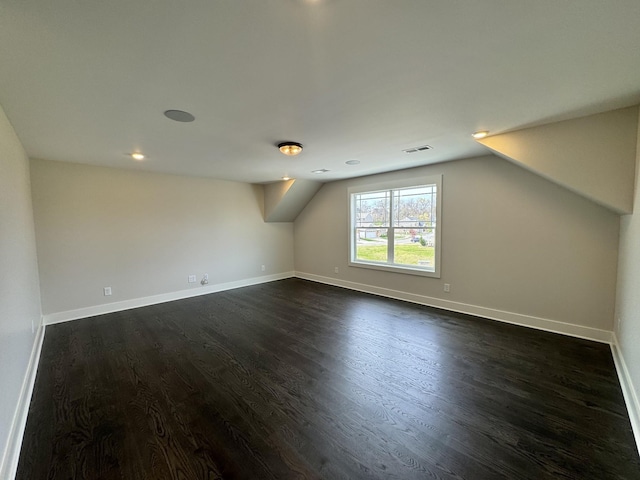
(388, 190, 394, 264)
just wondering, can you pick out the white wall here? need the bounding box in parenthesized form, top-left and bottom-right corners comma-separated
(615, 111, 640, 440)
(30, 159, 294, 316)
(0, 106, 42, 476)
(295, 155, 619, 335)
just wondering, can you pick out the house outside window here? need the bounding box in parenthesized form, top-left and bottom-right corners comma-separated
(348, 175, 442, 278)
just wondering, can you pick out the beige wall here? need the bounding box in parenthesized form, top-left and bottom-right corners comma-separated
(30, 159, 294, 315)
(0, 105, 42, 476)
(294, 155, 619, 331)
(615, 112, 640, 426)
(264, 179, 322, 222)
(479, 106, 639, 214)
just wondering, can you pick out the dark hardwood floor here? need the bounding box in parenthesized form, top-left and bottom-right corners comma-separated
(16, 278, 640, 479)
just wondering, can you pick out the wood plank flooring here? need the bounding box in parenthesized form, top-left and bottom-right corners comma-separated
(16, 278, 640, 479)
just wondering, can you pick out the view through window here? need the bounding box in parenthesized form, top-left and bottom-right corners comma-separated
(349, 176, 441, 277)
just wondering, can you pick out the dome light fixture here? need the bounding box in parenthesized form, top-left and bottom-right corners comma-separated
(164, 110, 195, 122)
(472, 130, 489, 139)
(131, 152, 145, 161)
(282, 176, 291, 181)
(278, 141, 303, 156)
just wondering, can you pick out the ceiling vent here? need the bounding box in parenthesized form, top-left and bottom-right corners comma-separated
(402, 145, 432, 154)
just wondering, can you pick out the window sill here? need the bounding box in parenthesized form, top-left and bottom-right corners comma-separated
(348, 260, 440, 278)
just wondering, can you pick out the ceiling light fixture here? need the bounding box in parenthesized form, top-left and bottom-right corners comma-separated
(311, 169, 329, 174)
(278, 142, 303, 156)
(472, 130, 489, 139)
(345, 159, 360, 165)
(282, 176, 291, 181)
(164, 110, 195, 122)
(131, 152, 145, 160)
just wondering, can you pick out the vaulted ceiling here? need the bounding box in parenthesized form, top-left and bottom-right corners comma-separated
(1, 0, 639, 184)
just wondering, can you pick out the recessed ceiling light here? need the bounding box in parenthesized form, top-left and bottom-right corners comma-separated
(311, 169, 329, 174)
(278, 142, 303, 156)
(131, 152, 145, 161)
(472, 130, 489, 139)
(345, 159, 360, 165)
(164, 110, 195, 122)
(282, 176, 291, 181)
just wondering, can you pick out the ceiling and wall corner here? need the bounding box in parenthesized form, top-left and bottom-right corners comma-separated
(477, 106, 639, 214)
(277, 103, 640, 224)
(264, 179, 322, 222)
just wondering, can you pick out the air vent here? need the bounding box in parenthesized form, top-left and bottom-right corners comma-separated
(402, 145, 432, 154)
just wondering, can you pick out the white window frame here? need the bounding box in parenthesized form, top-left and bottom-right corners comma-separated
(348, 175, 442, 278)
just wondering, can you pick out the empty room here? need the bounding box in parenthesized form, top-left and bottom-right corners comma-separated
(1, 1, 640, 479)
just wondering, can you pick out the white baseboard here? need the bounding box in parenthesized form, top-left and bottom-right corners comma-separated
(0, 322, 45, 480)
(295, 272, 613, 344)
(611, 332, 640, 455)
(43, 272, 296, 325)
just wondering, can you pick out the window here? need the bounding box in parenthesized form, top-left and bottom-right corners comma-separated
(349, 175, 442, 277)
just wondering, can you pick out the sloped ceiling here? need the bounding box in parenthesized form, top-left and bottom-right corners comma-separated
(264, 179, 322, 222)
(478, 107, 639, 214)
(0, 1, 639, 185)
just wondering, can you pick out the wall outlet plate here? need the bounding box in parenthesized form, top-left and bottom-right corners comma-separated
(188, 275, 196, 283)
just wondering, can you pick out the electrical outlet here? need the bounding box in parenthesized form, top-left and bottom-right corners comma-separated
(104, 286, 112, 296)
(188, 275, 196, 283)
(261, 265, 265, 272)
(201, 274, 209, 285)
(334, 267, 339, 273)
(443, 283, 450, 293)
(204, 273, 209, 281)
